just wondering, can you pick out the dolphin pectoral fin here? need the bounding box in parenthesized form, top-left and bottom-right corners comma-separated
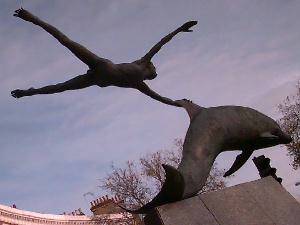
(224, 150, 253, 177)
(119, 164, 184, 214)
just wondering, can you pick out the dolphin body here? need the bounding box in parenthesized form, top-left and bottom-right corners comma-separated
(123, 100, 292, 214)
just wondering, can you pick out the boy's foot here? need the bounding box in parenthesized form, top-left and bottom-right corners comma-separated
(14, 8, 37, 23)
(11, 89, 26, 98)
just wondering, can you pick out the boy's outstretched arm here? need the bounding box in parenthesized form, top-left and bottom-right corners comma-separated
(142, 21, 197, 61)
(136, 82, 181, 107)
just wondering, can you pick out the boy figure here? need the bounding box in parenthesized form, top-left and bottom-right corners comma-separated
(12, 8, 197, 107)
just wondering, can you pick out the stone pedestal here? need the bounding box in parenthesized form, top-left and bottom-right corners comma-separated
(144, 177, 300, 225)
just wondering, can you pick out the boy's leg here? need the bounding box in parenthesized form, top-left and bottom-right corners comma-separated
(11, 74, 95, 98)
(14, 8, 108, 68)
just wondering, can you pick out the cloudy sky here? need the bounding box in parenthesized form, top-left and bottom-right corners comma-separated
(0, 0, 299, 215)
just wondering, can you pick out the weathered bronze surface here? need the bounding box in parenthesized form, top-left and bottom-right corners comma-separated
(127, 99, 292, 214)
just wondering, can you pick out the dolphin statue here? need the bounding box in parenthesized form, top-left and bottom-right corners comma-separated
(121, 99, 292, 214)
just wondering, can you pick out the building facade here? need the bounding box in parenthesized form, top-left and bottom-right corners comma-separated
(0, 195, 142, 225)
(0, 203, 100, 225)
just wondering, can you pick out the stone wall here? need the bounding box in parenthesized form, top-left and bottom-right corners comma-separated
(144, 177, 300, 225)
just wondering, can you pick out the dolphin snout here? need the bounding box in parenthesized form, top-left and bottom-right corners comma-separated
(279, 132, 292, 144)
(271, 129, 292, 144)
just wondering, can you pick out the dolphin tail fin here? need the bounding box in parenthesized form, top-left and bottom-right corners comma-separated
(119, 164, 184, 214)
(224, 150, 253, 177)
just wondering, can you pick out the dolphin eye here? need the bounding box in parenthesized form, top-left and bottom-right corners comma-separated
(271, 128, 280, 136)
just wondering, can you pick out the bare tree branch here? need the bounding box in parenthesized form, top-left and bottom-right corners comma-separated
(278, 81, 300, 169)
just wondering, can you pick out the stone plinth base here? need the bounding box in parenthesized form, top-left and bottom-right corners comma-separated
(144, 177, 300, 225)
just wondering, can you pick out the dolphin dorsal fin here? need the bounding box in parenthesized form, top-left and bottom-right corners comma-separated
(178, 99, 204, 120)
(224, 150, 253, 177)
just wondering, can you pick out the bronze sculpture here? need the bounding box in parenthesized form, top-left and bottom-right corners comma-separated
(123, 99, 292, 214)
(11, 8, 197, 107)
(11, 8, 293, 215)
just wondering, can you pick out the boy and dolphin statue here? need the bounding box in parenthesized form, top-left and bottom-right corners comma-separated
(121, 99, 292, 214)
(11, 8, 292, 215)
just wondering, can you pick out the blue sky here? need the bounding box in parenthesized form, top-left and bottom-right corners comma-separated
(0, 0, 299, 214)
